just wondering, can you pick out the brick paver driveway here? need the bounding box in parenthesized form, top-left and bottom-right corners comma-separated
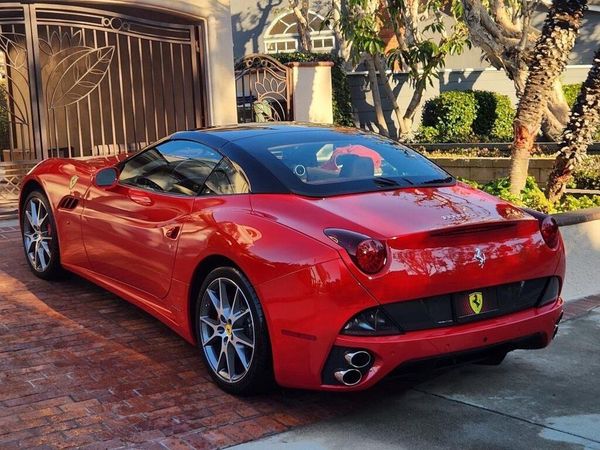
(0, 226, 362, 449)
(2, 223, 599, 449)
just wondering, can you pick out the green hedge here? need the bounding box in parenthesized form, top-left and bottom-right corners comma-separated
(464, 176, 600, 213)
(418, 90, 515, 143)
(421, 91, 478, 142)
(562, 83, 600, 141)
(271, 52, 354, 127)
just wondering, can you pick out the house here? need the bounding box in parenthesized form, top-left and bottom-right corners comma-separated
(0, 0, 237, 165)
(230, 1, 600, 133)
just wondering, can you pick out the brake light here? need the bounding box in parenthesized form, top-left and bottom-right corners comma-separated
(324, 228, 387, 274)
(523, 209, 560, 250)
(540, 216, 559, 249)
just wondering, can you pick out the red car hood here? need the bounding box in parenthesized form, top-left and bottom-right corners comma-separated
(252, 183, 565, 304)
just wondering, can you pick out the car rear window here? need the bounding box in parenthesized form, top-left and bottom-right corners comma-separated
(236, 132, 453, 196)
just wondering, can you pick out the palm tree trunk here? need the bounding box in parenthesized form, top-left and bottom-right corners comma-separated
(509, 0, 587, 195)
(546, 48, 600, 203)
(364, 54, 389, 137)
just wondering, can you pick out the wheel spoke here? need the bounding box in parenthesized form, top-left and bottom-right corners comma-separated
(233, 342, 250, 370)
(25, 210, 35, 229)
(30, 201, 38, 227)
(23, 234, 34, 253)
(233, 331, 254, 349)
(225, 342, 235, 380)
(37, 243, 47, 270)
(219, 279, 230, 313)
(207, 289, 221, 314)
(38, 213, 48, 227)
(231, 308, 249, 325)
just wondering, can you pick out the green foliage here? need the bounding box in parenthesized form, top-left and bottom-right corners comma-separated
(481, 177, 556, 213)
(419, 90, 515, 143)
(338, 0, 384, 60)
(271, 52, 354, 127)
(568, 156, 600, 190)
(386, 0, 470, 90)
(562, 83, 582, 107)
(420, 91, 478, 142)
(464, 176, 600, 213)
(472, 91, 515, 141)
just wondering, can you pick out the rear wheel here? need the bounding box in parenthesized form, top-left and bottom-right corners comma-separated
(21, 191, 63, 280)
(195, 267, 272, 395)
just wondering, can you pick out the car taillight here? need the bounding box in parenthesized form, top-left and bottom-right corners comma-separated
(523, 209, 560, 249)
(540, 216, 559, 249)
(324, 228, 387, 274)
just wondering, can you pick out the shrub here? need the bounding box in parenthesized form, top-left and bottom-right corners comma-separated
(464, 176, 600, 213)
(562, 83, 581, 107)
(568, 156, 600, 190)
(271, 52, 354, 127)
(481, 177, 556, 213)
(421, 91, 477, 142)
(419, 90, 515, 143)
(472, 91, 515, 141)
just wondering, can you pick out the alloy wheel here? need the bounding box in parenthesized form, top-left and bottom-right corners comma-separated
(23, 197, 53, 272)
(199, 277, 255, 383)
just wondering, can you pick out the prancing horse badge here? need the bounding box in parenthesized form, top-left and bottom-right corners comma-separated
(69, 175, 79, 190)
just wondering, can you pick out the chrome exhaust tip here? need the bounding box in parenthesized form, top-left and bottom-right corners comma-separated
(344, 350, 372, 369)
(334, 369, 362, 386)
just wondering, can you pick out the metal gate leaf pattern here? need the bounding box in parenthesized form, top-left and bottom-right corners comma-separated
(48, 45, 114, 109)
(0, 3, 207, 201)
(235, 54, 292, 123)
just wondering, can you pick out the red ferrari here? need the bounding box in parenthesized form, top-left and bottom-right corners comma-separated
(19, 124, 565, 394)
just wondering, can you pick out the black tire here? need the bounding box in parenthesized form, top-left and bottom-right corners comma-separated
(195, 266, 273, 395)
(21, 190, 64, 280)
(476, 350, 508, 366)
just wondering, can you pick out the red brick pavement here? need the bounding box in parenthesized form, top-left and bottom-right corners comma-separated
(0, 225, 598, 449)
(0, 229, 371, 449)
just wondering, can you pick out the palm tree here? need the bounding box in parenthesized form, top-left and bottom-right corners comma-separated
(546, 48, 600, 203)
(509, 0, 587, 195)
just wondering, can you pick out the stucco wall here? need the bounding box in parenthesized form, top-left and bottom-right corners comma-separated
(431, 157, 555, 187)
(75, 0, 237, 126)
(560, 220, 600, 301)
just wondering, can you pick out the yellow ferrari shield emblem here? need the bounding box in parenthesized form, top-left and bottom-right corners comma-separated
(469, 292, 484, 314)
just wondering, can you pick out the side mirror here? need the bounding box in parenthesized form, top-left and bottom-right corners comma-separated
(94, 167, 119, 189)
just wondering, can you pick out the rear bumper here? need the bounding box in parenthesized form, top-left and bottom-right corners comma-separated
(317, 297, 563, 391)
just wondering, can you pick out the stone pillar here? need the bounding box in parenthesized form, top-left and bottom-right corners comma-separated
(287, 61, 334, 124)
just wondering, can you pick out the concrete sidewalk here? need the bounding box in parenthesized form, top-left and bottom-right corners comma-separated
(232, 308, 600, 450)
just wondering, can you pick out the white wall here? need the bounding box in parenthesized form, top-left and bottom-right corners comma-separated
(560, 220, 600, 302)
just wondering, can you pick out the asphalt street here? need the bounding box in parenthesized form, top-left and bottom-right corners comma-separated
(232, 309, 600, 450)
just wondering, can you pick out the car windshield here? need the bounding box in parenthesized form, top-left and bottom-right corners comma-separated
(237, 132, 453, 196)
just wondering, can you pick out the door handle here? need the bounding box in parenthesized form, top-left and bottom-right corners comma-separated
(128, 191, 153, 206)
(164, 225, 181, 240)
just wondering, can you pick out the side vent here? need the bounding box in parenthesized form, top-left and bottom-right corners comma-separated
(58, 196, 79, 210)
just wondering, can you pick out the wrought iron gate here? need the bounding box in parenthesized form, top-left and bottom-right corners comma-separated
(0, 2, 207, 164)
(235, 54, 292, 123)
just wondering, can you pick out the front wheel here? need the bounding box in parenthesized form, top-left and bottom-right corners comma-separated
(21, 191, 64, 280)
(195, 267, 273, 395)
